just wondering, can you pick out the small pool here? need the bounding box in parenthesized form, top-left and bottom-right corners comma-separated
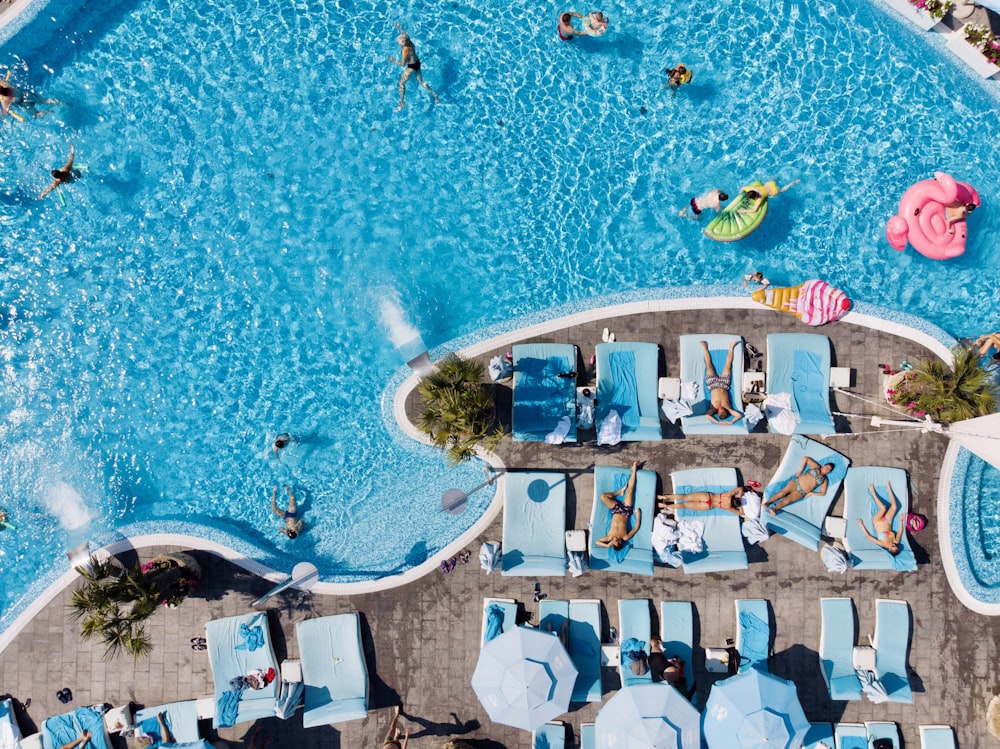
(950, 450, 1000, 602)
(0, 0, 998, 630)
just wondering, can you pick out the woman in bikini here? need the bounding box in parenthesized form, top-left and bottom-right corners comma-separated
(856, 482, 903, 556)
(381, 705, 409, 749)
(701, 340, 743, 424)
(657, 485, 746, 516)
(388, 27, 439, 112)
(595, 461, 643, 551)
(762, 457, 834, 515)
(270, 484, 304, 539)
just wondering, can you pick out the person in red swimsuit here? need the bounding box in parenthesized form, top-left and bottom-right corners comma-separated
(558, 11, 583, 40)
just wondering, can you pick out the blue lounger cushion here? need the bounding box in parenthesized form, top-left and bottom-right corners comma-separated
(866, 722, 901, 749)
(660, 601, 695, 695)
(873, 599, 913, 703)
(296, 613, 369, 727)
(819, 598, 862, 700)
(803, 723, 835, 749)
(678, 334, 748, 435)
(834, 723, 868, 749)
(512, 344, 578, 442)
(919, 725, 956, 749)
(766, 333, 835, 435)
(569, 600, 603, 703)
(134, 701, 201, 745)
(618, 599, 652, 688)
(672, 467, 748, 573)
(539, 599, 570, 642)
(502, 472, 567, 576)
(589, 465, 656, 576)
(206, 613, 280, 728)
(533, 722, 566, 749)
(595, 342, 662, 441)
(482, 598, 518, 645)
(764, 435, 850, 550)
(0, 698, 22, 748)
(581, 724, 596, 749)
(844, 466, 916, 571)
(42, 708, 110, 749)
(735, 599, 770, 673)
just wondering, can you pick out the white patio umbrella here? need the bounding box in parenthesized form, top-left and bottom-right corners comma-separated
(703, 668, 809, 749)
(471, 625, 578, 731)
(595, 683, 701, 749)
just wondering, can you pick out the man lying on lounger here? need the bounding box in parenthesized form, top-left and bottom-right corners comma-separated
(595, 461, 643, 551)
(657, 485, 747, 516)
(701, 340, 743, 425)
(761, 456, 834, 515)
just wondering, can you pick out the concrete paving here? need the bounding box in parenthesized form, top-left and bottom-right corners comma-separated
(1, 306, 996, 749)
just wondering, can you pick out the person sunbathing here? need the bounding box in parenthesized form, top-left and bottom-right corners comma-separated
(975, 332, 1000, 357)
(657, 485, 746, 516)
(595, 461, 642, 550)
(762, 457, 834, 515)
(700, 340, 743, 424)
(59, 731, 91, 749)
(382, 705, 409, 749)
(856, 482, 903, 556)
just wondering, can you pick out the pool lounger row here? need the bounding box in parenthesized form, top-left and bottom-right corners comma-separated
(843, 465, 917, 571)
(538, 599, 603, 703)
(834, 722, 901, 749)
(502, 471, 568, 576)
(672, 466, 749, 573)
(589, 465, 657, 576)
(511, 343, 578, 443)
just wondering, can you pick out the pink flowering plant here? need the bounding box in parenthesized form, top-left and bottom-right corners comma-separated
(909, 0, 951, 19)
(887, 346, 997, 423)
(965, 24, 1000, 65)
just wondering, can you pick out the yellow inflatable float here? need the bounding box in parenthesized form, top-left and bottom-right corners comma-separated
(751, 279, 851, 326)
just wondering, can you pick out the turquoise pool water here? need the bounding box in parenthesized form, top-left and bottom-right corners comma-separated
(0, 0, 998, 625)
(953, 451, 1000, 600)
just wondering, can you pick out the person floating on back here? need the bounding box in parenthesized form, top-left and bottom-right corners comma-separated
(389, 25, 439, 112)
(39, 145, 77, 200)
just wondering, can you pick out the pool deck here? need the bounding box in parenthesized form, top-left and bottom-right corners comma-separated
(1, 305, 998, 749)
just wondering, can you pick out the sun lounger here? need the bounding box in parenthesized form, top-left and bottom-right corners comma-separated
(0, 699, 22, 749)
(763, 435, 850, 550)
(843, 466, 916, 571)
(803, 723, 835, 749)
(589, 465, 656, 576)
(568, 599, 603, 702)
(205, 612, 280, 729)
(919, 725, 956, 749)
(659, 601, 695, 696)
(502, 472, 567, 576)
(834, 723, 868, 749)
(671, 466, 748, 573)
(539, 599, 570, 641)
(133, 701, 201, 746)
(512, 343, 578, 443)
(735, 599, 771, 673)
(41, 707, 111, 749)
(296, 613, 370, 727)
(618, 599, 653, 687)
(865, 722, 902, 749)
(766, 333, 835, 434)
(678, 334, 748, 435)
(533, 721, 566, 749)
(581, 723, 596, 749)
(482, 597, 518, 645)
(595, 342, 662, 441)
(819, 598, 862, 701)
(871, 599, 913, 703)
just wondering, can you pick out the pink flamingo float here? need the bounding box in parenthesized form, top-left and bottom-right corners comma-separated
(885, 172, 980, 260)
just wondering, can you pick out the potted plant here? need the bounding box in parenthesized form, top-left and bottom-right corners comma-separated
(886, 346, 997, 423)
(908, 0, 952, 19)
(68, 552, 201, 659)
(948, 23, 1000, 76)
(963, 23, 1000, 64)
(415, 354, 505, 465)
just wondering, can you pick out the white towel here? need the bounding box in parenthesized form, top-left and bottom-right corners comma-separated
(597, 408, 623, 446)
(660, 399, 693, 424)
(676, 519, 705, 553)
(488, 355, 512, 382)
(740, 490, 762, 520)
(765, 392, 800, 435)
(857, 669, 890, 703)
(744, 403, 764, 429)
(651, 514, 683, 566)
(567, 550, 587, 577)
(479, 542, 502, 574)
(742, 518, 770, 545)
(577, 402, 595, 430)
(681, 380, 701, 404)
(545, 415, 572, 444)
(822, 545, 851, 573)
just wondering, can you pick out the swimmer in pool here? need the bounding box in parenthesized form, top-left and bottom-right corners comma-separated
(38, 145, 77, 200)
(271, 484, 304, 539)
(558, 11, 584, 39)
(389, 25, 439, 112)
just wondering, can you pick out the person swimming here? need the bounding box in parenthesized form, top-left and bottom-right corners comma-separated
(388, 26, 440, 112)
(38, 146, 77, 200)
(558, 11, 584, 39)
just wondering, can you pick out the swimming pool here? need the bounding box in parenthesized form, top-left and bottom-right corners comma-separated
(0, 0, 998, 628)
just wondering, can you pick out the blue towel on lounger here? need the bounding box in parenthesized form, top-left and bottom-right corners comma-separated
(234, 621, 264, 651)
(609, 351, 640, 428)
(791, 350, 827, 424)
(620, 637, 647, 663)
(216, 688, 242, 728)
(484, 604, 505, 644)
(738, 611, 770, 666)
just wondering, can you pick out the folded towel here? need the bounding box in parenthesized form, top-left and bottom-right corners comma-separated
(217, 688, 243, 728)
(676, 520, 704, 553)
(661, 399, 693, 423)
(651, 514, 680, 555)
(484, 604, 505, 644)
(567, 550, 587, 577)
(822, 545, 851, 573)
(856, 669, 889, 703)
(742, 518, 770, 545)
(479, 542, 501, 574)
(235, 621, 264, 651)
(275, 679, 304, 719)
(680, 380, 700, 404)
(740, 490, 762, 520)
(598, 408, 623, 445)
(577, 402, 595, 430)
(744, 403, 764, 429)
(545, 415, 572, 444)
(738, 611, 770, 666)
(766, 392, 800, 435)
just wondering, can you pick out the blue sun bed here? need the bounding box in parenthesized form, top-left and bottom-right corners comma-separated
(865, 722, 902, 749)
(618, 599, 653, 688)
(678, 334, 748, 435)
(589, 465, 656, 576)
(569, 599, 603, 702)
(872, 599, 913, 703)
(41, 708, 110, 749)
(803, 723, 835, 749)
(532, 721, 566, 749)
(501, 472, 567, 576)
(766, 333, 835, 435)
(296, 613, 370, 727)
(595, 342, 662, 441)
(581, 723, 596, 749)
(205, 612, 279, 728)
(764, 435, 850, 550)
(735, 599, 771, 673)
(672, 466, 748, 573)
(134, 701, 201, 746)
(919, 725, 956, 749)
(660, 601, 695, 696)
(512, 343, 578, 443)
(843, 466, 916, 571)
(819, 598, 863, 701)
(834, 723, 868, 749)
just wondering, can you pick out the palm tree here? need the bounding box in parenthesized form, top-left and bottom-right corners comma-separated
(416, 354, 505, 465)
(902, 345, 997, 423)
